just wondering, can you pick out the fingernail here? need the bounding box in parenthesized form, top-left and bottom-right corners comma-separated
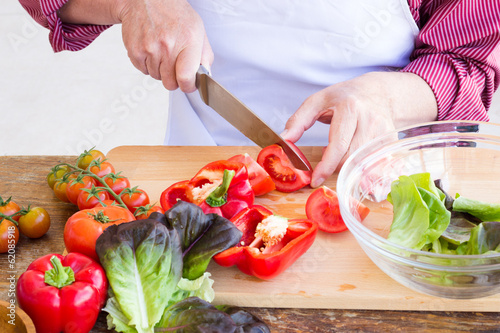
(311, 177, 325, 188)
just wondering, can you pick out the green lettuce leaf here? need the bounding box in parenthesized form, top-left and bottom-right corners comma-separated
(387, 175, 430, 249)
(96, 219, 183, 333)
(152, 201, 243, 280)
(156, 297, 270, 333)
(461, 222, 500, 255)
(453, 196, 500, 222)
(169, 272, 215, 307)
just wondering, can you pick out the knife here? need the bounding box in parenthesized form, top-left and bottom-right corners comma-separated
(195, 65, 311, 171)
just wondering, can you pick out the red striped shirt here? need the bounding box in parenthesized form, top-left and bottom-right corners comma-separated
(18, 0, 500, 121)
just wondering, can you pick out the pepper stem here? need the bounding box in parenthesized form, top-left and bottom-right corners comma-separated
(205, 169, 235, 208)
(44, 255, 75, 288)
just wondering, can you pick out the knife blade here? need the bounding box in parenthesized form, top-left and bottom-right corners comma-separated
(195, 65, 311, 171)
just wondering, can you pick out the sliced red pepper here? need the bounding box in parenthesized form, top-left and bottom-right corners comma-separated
(213, 205, 318, 280)
(17, 253, 108, 333)
(160, 160, 254, 220)
(228, 153, 275, 196)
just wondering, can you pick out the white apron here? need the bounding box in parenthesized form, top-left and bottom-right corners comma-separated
(164, 0, 419, 146)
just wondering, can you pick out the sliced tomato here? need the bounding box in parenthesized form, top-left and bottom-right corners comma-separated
(160, 180, 193, 211)
(257, 142, 312, 193)
(228, 153, 275, 196)
(305, 186, 370, 233)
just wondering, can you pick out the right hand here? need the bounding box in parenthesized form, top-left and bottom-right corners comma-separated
(116, 0, 214, 92)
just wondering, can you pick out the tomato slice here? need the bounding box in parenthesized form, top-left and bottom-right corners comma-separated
(305, 186, 370, 233)
(228, 153, 275, 196)
(257, 142, 312, 193)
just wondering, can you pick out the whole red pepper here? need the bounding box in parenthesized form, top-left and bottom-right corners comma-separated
(160, 160, 254, 219)
(213, 205, 318, 280)
(17, 253, 108, 333)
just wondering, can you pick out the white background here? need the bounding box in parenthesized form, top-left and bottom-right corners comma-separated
(2, 2, 500, 156)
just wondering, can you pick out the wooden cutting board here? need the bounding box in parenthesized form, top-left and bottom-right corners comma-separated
(107, 145, 500, 312)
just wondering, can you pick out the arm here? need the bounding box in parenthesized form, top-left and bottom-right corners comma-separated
(283, 0, 500, 188)
(18, 0, 214, 92)
(401, 0, 500, 121)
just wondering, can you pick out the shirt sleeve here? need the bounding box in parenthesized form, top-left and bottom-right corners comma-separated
(402, 0, 500, 121)
(18, 0, 111, 52)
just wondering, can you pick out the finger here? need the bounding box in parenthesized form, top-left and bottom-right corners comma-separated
(200, 32, 214, 71)
(281, 93, 326, 142)
(159, 54, 179, 91)
(311, 104, 357, 188)
(127, 49, 149, 75)
(145, 50, 162, 80)
(176, 36, 204, 93)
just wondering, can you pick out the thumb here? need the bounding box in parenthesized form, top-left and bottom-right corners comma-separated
(281, 96, 322, 143)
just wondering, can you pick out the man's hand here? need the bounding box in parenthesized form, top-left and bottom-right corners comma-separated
(282, 72, 438, 188)
(118, 0, 213, 92)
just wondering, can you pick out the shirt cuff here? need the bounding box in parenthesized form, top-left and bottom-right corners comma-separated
(40, 0, 111, 52)
(401, 54, 489, 122)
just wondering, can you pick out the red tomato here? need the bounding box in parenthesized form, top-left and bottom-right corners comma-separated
(120, 187, 150, 213)
(228, 153, 275, 196)
(77, 186, 110, 210)
(64, 206, 135, 261)
(160, 180, 193, 211)
(94, 199, 119, 208)
(305, 186, 370, 233)
(257, 142, 312, 193)
(88, 160, 115, 182)
(66, 175, 97, 205)
(77, 148, 106, 169)
(134, 204, 165, 220)
(103, 173, 131, 195)
(0, 220, 19, 253)
(0, 197, 21, 222)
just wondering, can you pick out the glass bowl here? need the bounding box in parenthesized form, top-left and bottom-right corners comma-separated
(337, 121, 500, 299)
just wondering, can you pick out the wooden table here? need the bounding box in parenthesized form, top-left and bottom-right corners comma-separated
(1, 154, 500, 332)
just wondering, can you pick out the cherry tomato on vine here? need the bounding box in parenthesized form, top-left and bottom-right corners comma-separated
(53, 179, 71, 203)
(18, 207, 51, 239)
(88, 160, 115, 182)
(257, 142, 312, 193)
(0, 196, 21, 222)
(66, 174, 97, 205)
(0, 220, 19, 253)
(93, 199, 119, 208)
(305, 186, 370, 233)
(134, 204, 165, 220)
(120, 187, 150, 213)
(77, 186, 110, 210)
(77, 148, 106, 170)
(103, 173, 131, 195)
(46, 165, 71, 189)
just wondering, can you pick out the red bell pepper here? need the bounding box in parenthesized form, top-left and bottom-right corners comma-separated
(17, 253, 108, 333)
(160, 160, 254, 219)
(213, 205, 318, 280)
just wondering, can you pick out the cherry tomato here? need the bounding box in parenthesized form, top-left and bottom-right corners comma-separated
(160, 180, 193, 211)
(305, 186, 370, 233)
(257, 142, 312, 193)
(18, 207, 51, 239)
(64, 205, 135, 261)
(88, 160, 115, 182)
(77, 186, 110, 210)
(0, 220, 19, 253)
(0, 197, 21, 222)
(228, 153, 275, 196)
(134, 204, 165, 220)
(120, 187, 150, 213)
(46, 165, 71, 189)
(93, 199, 119, 208)
(66, 174, 97, 205)
(103, 173, 131, 195)
(53, 179, 71, 203)
(77, 148, 106, 169)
